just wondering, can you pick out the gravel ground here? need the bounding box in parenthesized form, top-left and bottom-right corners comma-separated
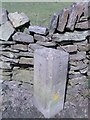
(0, 77, 89, 119)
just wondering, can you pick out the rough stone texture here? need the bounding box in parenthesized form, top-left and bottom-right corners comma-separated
(34, 48, 69, 118)
(8, 12, 30, 28)
(57, 8, 69, 32)
(1, 47, 20, 53)
(11, 44, 28, 52)
(75, 20, 90, 30)
(49, 13, 58, 35)
(70, 52, 86, 61)
(60, 45, 77, 53)
(74, 39, 88, 45)
(29, 26, 49, 35)
(79, 16, 88, 22)
(13, 52, 34, 58)
(70, 62, 87, 71)
(0, 56, 19, 64)
(66, 2, 84, 31)
(19, 57, 34, 65)
(83, 2, 90, 19)
(75, 2, 84, 22)
(0, 8, 8, 25)
(28, 43, 44, 51)
(36, 41, 56, 47)
(0, 70, 12, 76)
(0, 21, 15, 41)
(77, 44, 88, 51)
(0, 61, 12, 70)
(0, 75, 11, 81)
(12, 69, 34, 83)
(68, 76, 87, 86)
(1, 76, 88, 118)
(68, 71, 83, 79)
(0, 51, 14, 59)
(66, 4, 78, 31)
(52, 31, 88, 42)
(34, 34, 49, 42)
(12, 32, 34, 43)
(80, 67, 88, 74)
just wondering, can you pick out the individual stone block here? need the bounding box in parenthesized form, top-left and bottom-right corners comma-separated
(19, 57, 34, 65)
(83, 59, 89, 64)
(0, 51, 14, 58)
(87, 44, 90, 51)
(75, 2, 84, 22)
(66, 4, 78, 31)
(0, 8, 8, 25)
(87, 71, 90, 77)
(36, 41, 56, 48)
(0, 61, 12, 70)
(8, 12, 30, 28)
(0, 41, 16, 45)
(70, 52, 86, 61)
(59, 45, 77, 53)
(77, 44, 88, 51)
(12, 32, 34, 44)
(34, 48, 69, 118)
(70, 61, 78, 66)
(49, 13, 58, 35)
(0, 75, 11, 81)
(87, 55, 90, 60)
(11, 44, 28, 52)
(13, 66, 20, 70)
(70, 61, 87, 71)
(52, 31, 88, 42)
(57, 8, 69, 32)
(0, 56, 19, 64)
(0, 69, 12, 76)
(28, 43, 44, 52)
(79, 16, 88, 22)
(29, 26, 49, 35)
(66, 2, 84, 30)
(83, 2, 90, 19)
(14, 51, 34, 58)
(69, 76, 86, 87)
(74, 39, 88, 46)
(1, 47, 20, 53)
(12, 69, 34, 83)
(75, 21, 90, 30)
(0, 21, 15, 41)
(34, 34, 49, 42)
(68, 71, 84, 80)
(80, 67, 88, 74)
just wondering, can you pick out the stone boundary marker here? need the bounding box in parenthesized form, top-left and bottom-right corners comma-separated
(34, 48, 69, 118)
(0, 1, 90, 117)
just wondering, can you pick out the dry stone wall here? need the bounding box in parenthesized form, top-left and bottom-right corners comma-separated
(0, 1, 90, 85)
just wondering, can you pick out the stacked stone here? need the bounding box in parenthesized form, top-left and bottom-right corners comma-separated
(0, 9, 34, 84)
(0, 8, 15, 81)
(7, 12, 35, 84)
(0, 1, 90, 85)
(49, 2, 90, 86)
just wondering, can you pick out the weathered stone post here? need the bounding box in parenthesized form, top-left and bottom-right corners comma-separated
(34, 48, 69, 118)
